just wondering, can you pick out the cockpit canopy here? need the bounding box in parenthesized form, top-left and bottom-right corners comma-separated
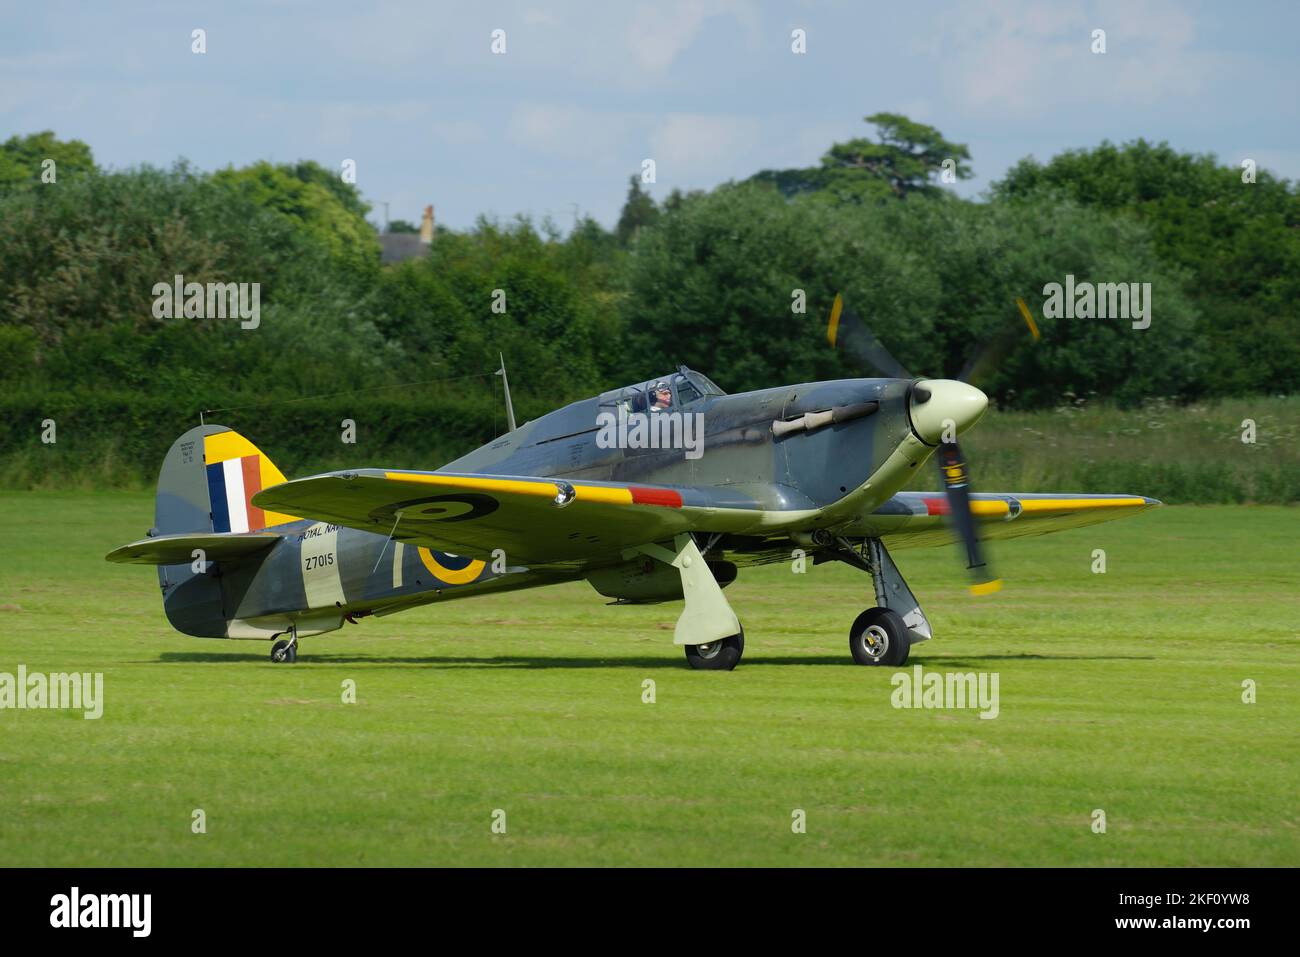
(598, 366, 726, 414)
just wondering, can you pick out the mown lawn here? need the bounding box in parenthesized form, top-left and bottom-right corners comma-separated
(0, 493, 1295, 866)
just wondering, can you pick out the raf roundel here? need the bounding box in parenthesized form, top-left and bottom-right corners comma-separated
(418, 548, 486, 585)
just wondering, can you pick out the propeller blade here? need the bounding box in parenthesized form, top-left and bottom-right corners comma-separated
(935, 441, 1002, 596)
(821, 292, 1005, 596)
(958, 297, 1042, 387)
(827, 294, 912, 380)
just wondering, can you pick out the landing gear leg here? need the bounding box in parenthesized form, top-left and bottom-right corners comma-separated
(270, 625, 299, 664)
(834, 537, 931, 667)
(627, 533, 744, 670)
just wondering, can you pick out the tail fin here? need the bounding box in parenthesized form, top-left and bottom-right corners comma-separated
(110, 425, 297, 638)
(156, 425, 296, 536)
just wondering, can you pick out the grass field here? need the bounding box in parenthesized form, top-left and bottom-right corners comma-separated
(1, 492, 1296, 867)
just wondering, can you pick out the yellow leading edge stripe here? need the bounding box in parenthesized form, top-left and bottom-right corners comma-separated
(966, 497, 1147, 517)
(383, 472, 635, 505)
(1017, 497, 1147, 512)
(384, 477, 1148, 514)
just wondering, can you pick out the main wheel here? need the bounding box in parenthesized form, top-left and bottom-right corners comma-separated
(849, 608, 910, 667)
(684, 628, 744, 671)
(270, 638, 297, 664)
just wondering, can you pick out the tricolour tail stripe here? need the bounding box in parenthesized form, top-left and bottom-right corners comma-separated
(208, 454, 268, 533)
(202, 430, 297, 530)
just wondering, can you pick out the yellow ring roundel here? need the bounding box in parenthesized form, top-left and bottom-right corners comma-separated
(417, 547, 486, 585)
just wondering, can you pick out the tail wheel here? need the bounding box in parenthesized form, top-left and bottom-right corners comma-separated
(684, 628, 744, 671)
(270, 638, 297, 664)
(849, 608, 910, 667)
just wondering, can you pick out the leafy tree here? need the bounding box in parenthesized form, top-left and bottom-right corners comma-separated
(617, 182, 1200, 405)
(373, 216, 620, 404)
(750, 113, 973, 202)
(0, 161, 383, 397)
(616, 175, 660, 245)
(993, 140, 1300, 394)
(285, 159, 372, 221)
(616, 183, 945, 391)
(386, 219, 419, 234)
(212, 160, 379, 277)
(0, 131, 96, 192)
(874, 194, 1201, 406)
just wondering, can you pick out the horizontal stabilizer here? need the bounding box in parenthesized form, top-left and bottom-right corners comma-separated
(105, 531, 281, 565)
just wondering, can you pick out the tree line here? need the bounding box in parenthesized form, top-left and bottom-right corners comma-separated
(0, 116, 1295, 482)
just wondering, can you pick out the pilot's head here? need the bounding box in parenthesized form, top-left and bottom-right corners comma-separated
(653, 383, 672, 407)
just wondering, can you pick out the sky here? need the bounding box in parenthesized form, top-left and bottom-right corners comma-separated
(2, 1, 1298, 231)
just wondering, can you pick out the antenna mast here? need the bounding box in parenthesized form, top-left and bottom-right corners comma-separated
(495, 353, 517, 432)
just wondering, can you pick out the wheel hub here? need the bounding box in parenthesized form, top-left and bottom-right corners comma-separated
(858, 624, 889, 662)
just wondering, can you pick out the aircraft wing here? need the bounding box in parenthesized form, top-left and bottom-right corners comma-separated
(252, 469, 775, 566)
(854, 492, 1161, 548)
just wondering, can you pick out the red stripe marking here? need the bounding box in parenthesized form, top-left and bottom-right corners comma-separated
(923, 497, 949, 516)
(241, 455, 266, 530)
(630, 487, 683, 508)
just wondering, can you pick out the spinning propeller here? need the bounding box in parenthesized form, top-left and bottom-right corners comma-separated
(826, 294, 1040, 595)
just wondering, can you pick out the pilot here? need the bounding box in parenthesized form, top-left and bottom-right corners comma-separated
(649, 382, 672, 411)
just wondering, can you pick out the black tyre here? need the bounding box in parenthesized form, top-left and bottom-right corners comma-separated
(849, 608, 910, 667)
(684, 628, 744, 671)
(270, 638, 297, 664)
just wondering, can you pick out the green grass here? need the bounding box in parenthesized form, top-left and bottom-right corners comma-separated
(0, 492, 1296, 866)
(955, 395, 1300, 504)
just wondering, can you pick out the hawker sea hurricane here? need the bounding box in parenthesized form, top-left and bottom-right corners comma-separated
(108, 299, 1159, 670)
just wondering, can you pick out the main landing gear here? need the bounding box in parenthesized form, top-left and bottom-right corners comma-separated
(270, 625, 299, 664)
(626, 533, 746, 671)
(832, 536, 932, 668)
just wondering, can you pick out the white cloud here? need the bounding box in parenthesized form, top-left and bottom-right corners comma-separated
(648, 112, 762, 184)
(317, 101, 431, 146)
(626, 3, 713, 73)
(936, 0, 1206, 115)
(625, 1, 757, 74)
(507, 104, 644, 163)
